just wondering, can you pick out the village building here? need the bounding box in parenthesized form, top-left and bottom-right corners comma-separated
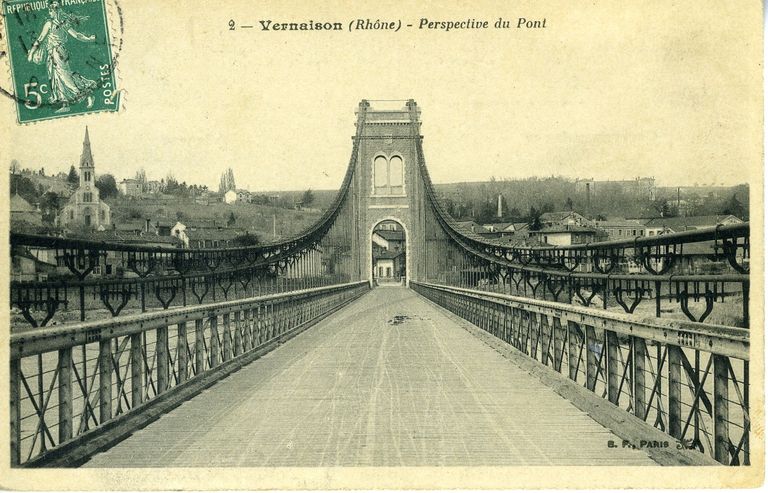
(534, 225, 599, 246)
(539, 211, 593, 228)
(643, 214, 743, 236)
(595, 218, 647, 240)
(11, 247, 57, 282)
(372, 229, 405, 252)
(59, 128, 111, 230)
(372, 223, 406, 281)
(119, 178, 142, 197)
(223, 189, 238, 204)
(10, 193, 42, 227)
(235, 189, 251, 203)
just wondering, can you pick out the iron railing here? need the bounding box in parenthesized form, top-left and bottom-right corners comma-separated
(9, 102, 370, 328)
(412, 281, 749, 466)
(414, 137, 750, 328)
(10, 281, 370, 466)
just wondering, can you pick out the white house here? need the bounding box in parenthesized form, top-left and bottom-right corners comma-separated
(169, 221, 190, 248)
(223, 190, 237, 204)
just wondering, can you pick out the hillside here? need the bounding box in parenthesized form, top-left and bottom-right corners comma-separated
(108, 196, 322, 240)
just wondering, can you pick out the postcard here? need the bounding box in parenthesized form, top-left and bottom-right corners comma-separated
(1, 0, 763, 489)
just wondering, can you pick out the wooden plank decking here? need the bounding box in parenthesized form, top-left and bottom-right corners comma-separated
(84, 287, 658, 467)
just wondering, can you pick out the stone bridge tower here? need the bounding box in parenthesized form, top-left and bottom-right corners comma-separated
(350, 100, 428, 286)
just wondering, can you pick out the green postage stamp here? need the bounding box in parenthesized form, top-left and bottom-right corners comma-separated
(2, 0, 119, 123)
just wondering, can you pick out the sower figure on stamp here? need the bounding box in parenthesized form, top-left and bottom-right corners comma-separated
(26, 1, 97, 113)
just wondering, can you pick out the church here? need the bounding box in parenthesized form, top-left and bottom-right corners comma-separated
(59, 128, 112, 230)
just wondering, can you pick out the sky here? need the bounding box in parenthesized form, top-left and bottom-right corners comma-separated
(2, 1, 762, 192)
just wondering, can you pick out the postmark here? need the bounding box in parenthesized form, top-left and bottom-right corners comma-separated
(2, 0, 120, 123)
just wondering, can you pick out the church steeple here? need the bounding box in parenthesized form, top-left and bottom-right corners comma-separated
(80, 126, 94, 170)
(79, 127, 96, 190)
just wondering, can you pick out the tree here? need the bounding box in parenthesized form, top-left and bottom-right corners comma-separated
(528, 206, 542, 231)
(164, 172, 188, 196)
(301, 189, 315, 208)
(10, 174, 38, 203)
(39, 192, 62, 224)
(722, 194, 746, 219)
(564, 197, 574, 211)
(67, 165, 79, 186)
(507, 207, 522, 220)
(10, 159, 20, 174)
(476, 200, 496, 224)
(95, 174, 118, 199)
(232, 232, 260, 246)
(227, 211, 236, 226)
(135, 168, 147, 189)
(219, 168, 236, 193)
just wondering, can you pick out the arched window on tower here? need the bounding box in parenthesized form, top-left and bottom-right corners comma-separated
(374, 156, 388, 193)
(373, 154, 405, 196)
(389, 156, 403, 194)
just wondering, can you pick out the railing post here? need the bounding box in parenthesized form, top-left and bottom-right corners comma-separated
(58, 348, 73, 443)
(177, 322, 188, 384)
(553, 318, 564, 372)
(567, 321, 580, 382)
(99, 338, 113, 423)
(633, 337, 646, 419)
(713, 354, 730, 464)
(195, 318, 205, 373)
(529, 311, 539, 359)
(668, 344, 682, 439)
(540, 314, 551, 366)
(606, 330, 620, 404)
(585, 326, 597, 392)
(210, 315, 220, 367)
(157, 326, 168, 394)
(10, 358, 21, 466)
(131, 333, 143, 407)
(222, 313, 232, 362)
(234, 311, 242, 357)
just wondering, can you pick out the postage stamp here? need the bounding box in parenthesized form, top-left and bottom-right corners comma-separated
(2, 0, 119, 123)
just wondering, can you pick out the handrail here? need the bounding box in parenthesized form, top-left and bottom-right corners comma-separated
(411, 280, 750, 466)
(11, 281, 369, 359)
(411, 281, 749, 359)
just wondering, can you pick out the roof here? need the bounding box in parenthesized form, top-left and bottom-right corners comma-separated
(540, 211, 586, 222)
(537, 225, 597, 234)
(644, 215, 742, 230)
(10, 194, 36, 213)
(595, 219, 646, 228)
(114, 220, 148, 231)
(374, 250, 405, 260)
(374, 230, 405, 241)
(482, 222, 515, 231)
(455, 220, 482, 231)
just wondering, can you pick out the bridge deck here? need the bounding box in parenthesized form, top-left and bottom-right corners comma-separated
(84, 287, 657, 467)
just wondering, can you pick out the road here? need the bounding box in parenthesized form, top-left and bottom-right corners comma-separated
(84, 286, 657, 467)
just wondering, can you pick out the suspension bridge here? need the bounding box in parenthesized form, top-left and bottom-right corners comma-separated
(9, 100, 750, 467)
